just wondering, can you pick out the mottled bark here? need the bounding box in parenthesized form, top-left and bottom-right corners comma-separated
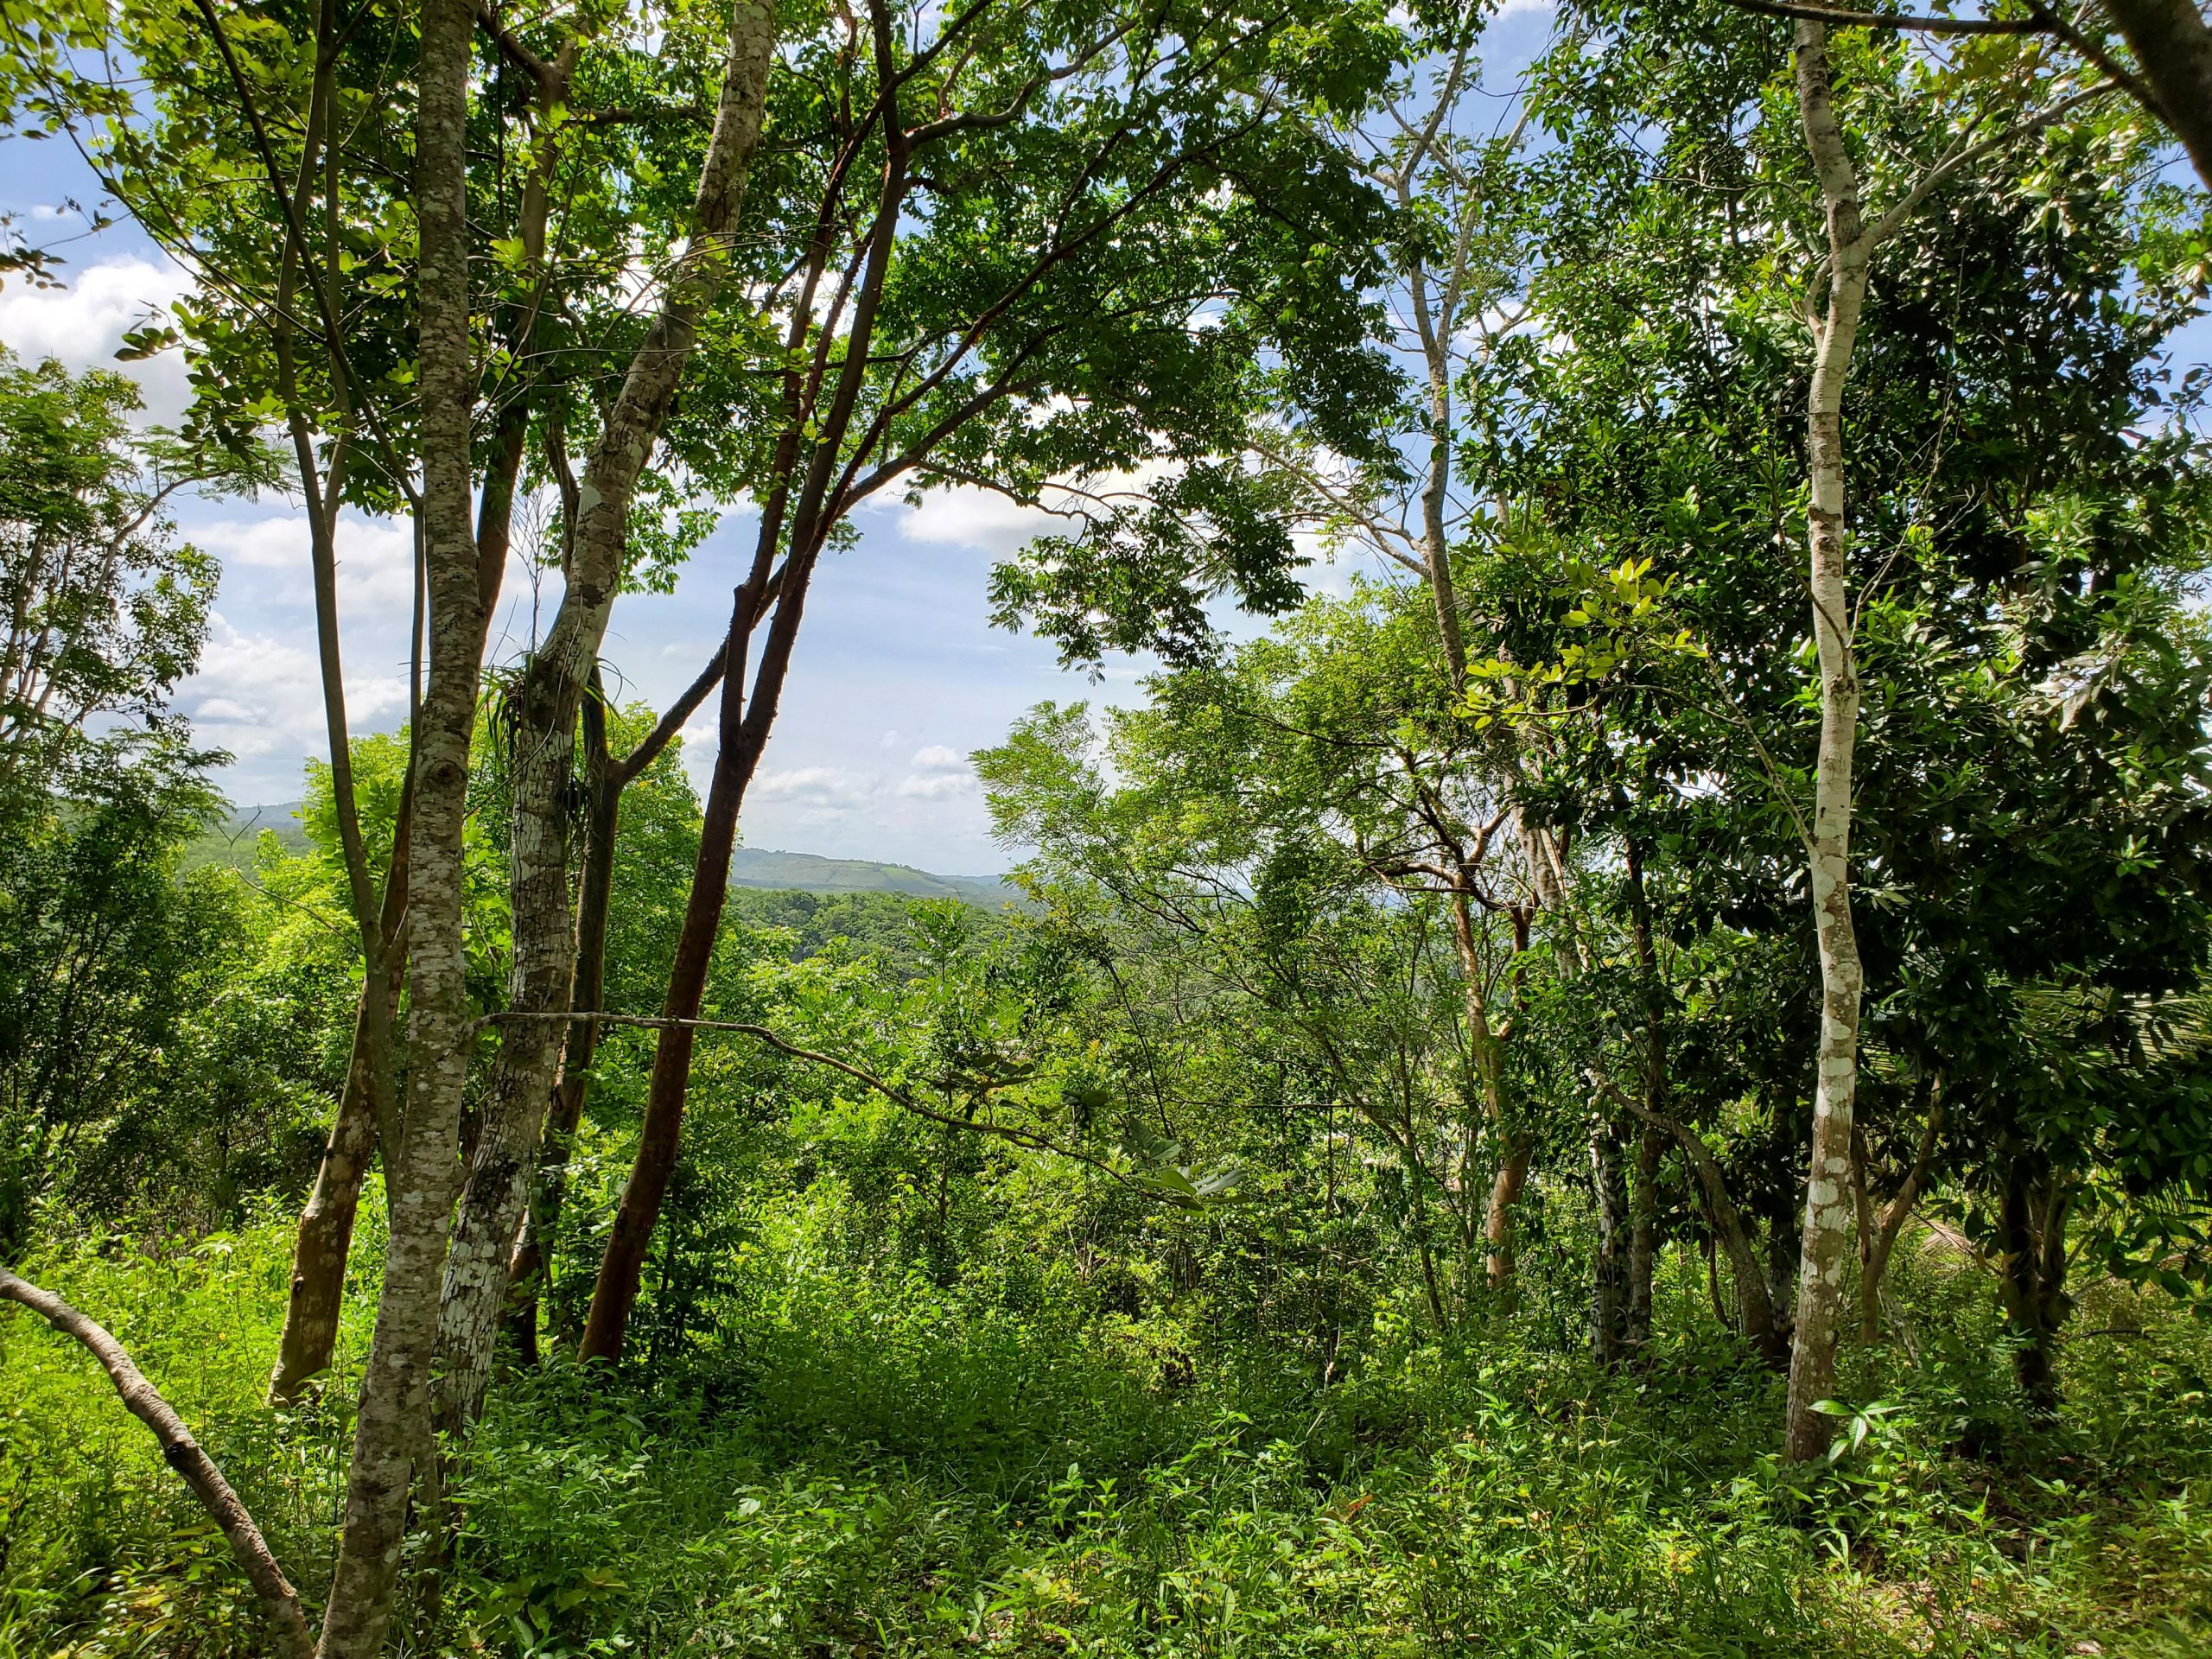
(1783, 18, 1872, 1465)
(315, 0, 484, 1645)
(434, 0, 777, 1427)
(1, 1269, 315, 1659)
(505, 687, 619, 1360)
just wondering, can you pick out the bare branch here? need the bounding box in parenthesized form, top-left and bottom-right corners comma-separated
(0, 1270, 314, 1659)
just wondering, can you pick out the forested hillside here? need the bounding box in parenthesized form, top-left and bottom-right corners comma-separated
(2, 0, 2211, 1653)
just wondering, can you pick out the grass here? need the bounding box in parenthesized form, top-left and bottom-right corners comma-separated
(2, 1216, 2209, 1658)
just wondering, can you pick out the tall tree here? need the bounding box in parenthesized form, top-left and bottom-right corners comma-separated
(578, 0, 1402, 1361)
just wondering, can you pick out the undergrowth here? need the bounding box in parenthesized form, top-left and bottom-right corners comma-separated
(2, 1217, 2209, 1657)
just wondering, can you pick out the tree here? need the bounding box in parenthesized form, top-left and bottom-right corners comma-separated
(0, 351, 217, 804)
(577, 0, 1403, 1362)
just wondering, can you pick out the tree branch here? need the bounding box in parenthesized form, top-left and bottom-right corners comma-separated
(0, 1270, 314, 1659)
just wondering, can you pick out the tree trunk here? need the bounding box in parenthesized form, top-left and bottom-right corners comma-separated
(2097, 0, 2212, 192)
(1627, 1123, 1662, 1353)
(1783, 17, 1872, 1465)
(1589, 1120, 1630, 1367)
(1999, 1150, 2072, 1418)
(268, 934, 402, 1402)
(314, 0, 483, 1644)
(1444, 891, 1525, 1293)
(581, 53, 909, 1364)
(1635, 1097, 1790, 1370)
(505, 688, 620, 1360)
(433, 0, 776, 1427)
(1852, 1078, 1942, 1343)
(1622, 836, 1668, 1355)
(577, 571, 772, 1363)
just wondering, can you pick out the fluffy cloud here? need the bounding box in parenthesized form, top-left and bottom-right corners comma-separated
(182, 613, 409, 786)
(195, 512, 420, 620)
(0, 255, 196, 424)
(894, 742, 977, 799)
(750, 766, 877, 810)
(897, 486, 1062, 558)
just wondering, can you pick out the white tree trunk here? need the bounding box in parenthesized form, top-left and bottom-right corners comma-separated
(315, 0, 485, 1645)
(1783, 16, 1872, 1465)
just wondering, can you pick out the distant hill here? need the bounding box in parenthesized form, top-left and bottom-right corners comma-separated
(186, 802, 310, 873)
(181, 806, 1015, 908)
(728, 846, 1016, 906)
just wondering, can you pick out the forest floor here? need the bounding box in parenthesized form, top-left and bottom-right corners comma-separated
(2, 1215, 2209, 1657)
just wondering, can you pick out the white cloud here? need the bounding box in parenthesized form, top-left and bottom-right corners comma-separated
(195, 512, 419, 620)
(898, 486, 1061, 558)
(182, 613, 408, 769)
(750, 766, 875, 810)
(893, 770, 975, 800)
(0, 255, 195, 424)
(893, 743, 977, 799)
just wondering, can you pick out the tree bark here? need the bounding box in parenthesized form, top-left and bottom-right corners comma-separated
(1, 1269, 315, 1659)
(268, 936, 402, 1402)
(315, 0, 484, 1645)
(433, 0, 777, 1428)
(505, 683, 619, 1360)
(2096, 0, 2212, 192)
(1999, 1150, 2072, 1418)
(577, 570, 772, 1362)
(1628, 1124, 1662, 1352)
(1783, 17, 1872, 1465)
(1589, 1120, 1631, 1366)
(1622, 836, 1668, 1354)
(1851, 1077, 1941, 1342)
(1622, 1090, 1790, 1370)
(581, 35, 910, 1363)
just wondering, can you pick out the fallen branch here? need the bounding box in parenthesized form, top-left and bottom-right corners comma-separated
(0, 1269, 314, 1659)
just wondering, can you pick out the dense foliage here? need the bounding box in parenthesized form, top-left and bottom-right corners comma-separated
(0, 0, 2209, 1652)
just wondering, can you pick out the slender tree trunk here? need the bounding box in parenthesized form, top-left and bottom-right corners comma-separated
(1622, 836, 1668, 1354)
(1628, 1124, 1662, 1353)
(1444, 891, 1524, 1292)
(1634, 1097, 1790, 1370)
(315, 0, 483, 1645)
(1484, 1150, 1530, 1292)
(433, 0, 776, 1426)
(1589, 1120, 1630, 1366)
(1, 1270, 315, 1659)
(268, 934, 403, 1402)
(1784, 17, 1872, 1465)
(1852, 1079, 1942, 1342)
(578, 572, 771, 1363)
(582, 54, 909, 1363)
(2097, 0, 2212, 192)
(505, 689, 620, 1360)
(1999, 1150, 2072, 1418)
